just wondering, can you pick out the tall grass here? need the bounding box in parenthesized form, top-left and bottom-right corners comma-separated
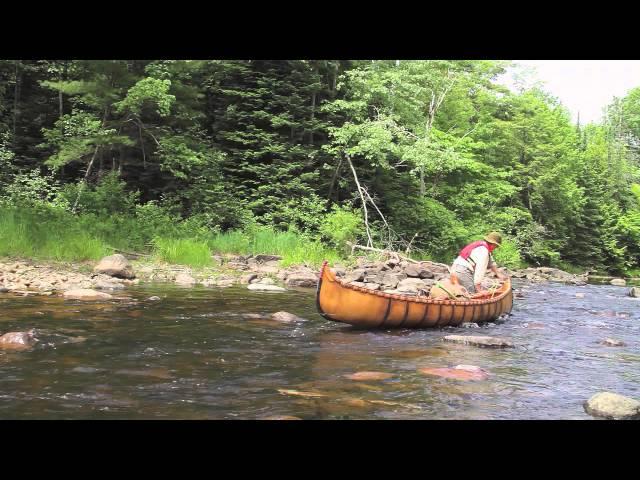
(0, 208, 109, 261)
(0, 207, 342, 267)
(153, 238, 212, 267)
(209, 227, 341, 267)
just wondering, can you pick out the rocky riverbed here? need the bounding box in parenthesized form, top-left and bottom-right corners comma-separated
(0, 254, 630, 300)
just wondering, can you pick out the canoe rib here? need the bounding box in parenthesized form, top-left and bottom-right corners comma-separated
(316, 261, 513, 328)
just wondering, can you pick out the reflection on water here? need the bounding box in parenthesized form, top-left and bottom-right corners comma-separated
(0, 280, 638, 419)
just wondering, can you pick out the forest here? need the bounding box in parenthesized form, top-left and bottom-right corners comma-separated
(1, 60, 639, 274)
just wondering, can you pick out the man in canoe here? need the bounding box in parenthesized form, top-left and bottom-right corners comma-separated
(449, 232, 508, 295)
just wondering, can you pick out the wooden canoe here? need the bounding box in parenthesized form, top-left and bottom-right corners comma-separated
(316, 261, 513, 328)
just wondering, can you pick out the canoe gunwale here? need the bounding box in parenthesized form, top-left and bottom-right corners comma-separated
(318, 261, 511, 307)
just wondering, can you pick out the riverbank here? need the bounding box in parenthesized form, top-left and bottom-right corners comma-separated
(2, 254, 637, 299)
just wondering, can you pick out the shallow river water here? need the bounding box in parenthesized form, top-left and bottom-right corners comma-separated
(0, 280, 638, 419)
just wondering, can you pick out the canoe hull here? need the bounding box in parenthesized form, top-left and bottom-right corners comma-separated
(316, 262, 513, 328)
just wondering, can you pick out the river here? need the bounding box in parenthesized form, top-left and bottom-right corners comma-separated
(0, 279, 638, 419)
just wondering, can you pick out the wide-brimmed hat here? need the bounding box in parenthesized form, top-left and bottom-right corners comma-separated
(484, 232, 502, 246)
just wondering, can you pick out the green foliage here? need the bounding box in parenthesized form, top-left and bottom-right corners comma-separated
(319, 204, 363, 252)
(57, 171, 140, 216)
(2, 60, 640, 273)
(115, 78, 175, 117)
(492, 239, 524, 269)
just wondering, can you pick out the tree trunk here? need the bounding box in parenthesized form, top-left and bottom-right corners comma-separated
(327, 157, 343, 203)
(346, 154, 373, 248)
(12, 60, 21, 144)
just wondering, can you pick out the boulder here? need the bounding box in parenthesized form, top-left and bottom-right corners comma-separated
(148, 296, 161, 301)
(247, 284, 286, 292)
(443, 335, 514, 348)
(610, 278, 626, 286)
(285, 273, 317, 288)
(63, 288, 113, 301)
(257, 277, 275, 285)
(628, 287, 639, 298)
(93, 254, 135, 279)
(584, 392, 640, 419)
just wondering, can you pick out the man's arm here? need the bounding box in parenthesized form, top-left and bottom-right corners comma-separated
(471, 248, 490, 292)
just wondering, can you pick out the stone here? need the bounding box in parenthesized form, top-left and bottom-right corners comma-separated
(362, 283, 381, 291)
(379, 272, 406, 289)
(247, 284, 286, 292)
(629, 287, 640, 298)
(343, 269, 366, 283)
(405, 263, 434, 278)
(93, 280, 125, 290)
(241, 273, 259, 284)
(93, 254, 135, 279)
(271, 311, 307, 323)
(254, 254, 282, 263)
(63, 288, 113, 301)
(601, 338, 626, 347)
(256, 265, 280, 274)
(216, 279, 235, 287)
(443, 335, 514, 348)
(396, 277, 428, 292)
(610, 278, 626, 286)
(344, 371, 394, 381)
(584, 392, 640, 419)
(285, 273, 317, 288)
(331, 267, 346, 277)
(0, 330, 37, 350)
(260, 415, 302, 420)
(174, 273, 196, 285)
(148, 296, 161, 301)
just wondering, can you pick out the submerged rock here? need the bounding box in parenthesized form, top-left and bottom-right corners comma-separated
(601, 338, 626, 347)
(271, 311, 307, 323)
(584, 392, 640, 419)
(344, 371, 394, 381)
(148, 296, 161, 301)
(247, 284, 286, 292)
(0, 330, 38, 350)
(260, 415, 302, 420)
(419, 365, 489, 381)
(93, 254, 135, 279)
(443, 335, 514, 348)
(63, 288, 113, 300)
